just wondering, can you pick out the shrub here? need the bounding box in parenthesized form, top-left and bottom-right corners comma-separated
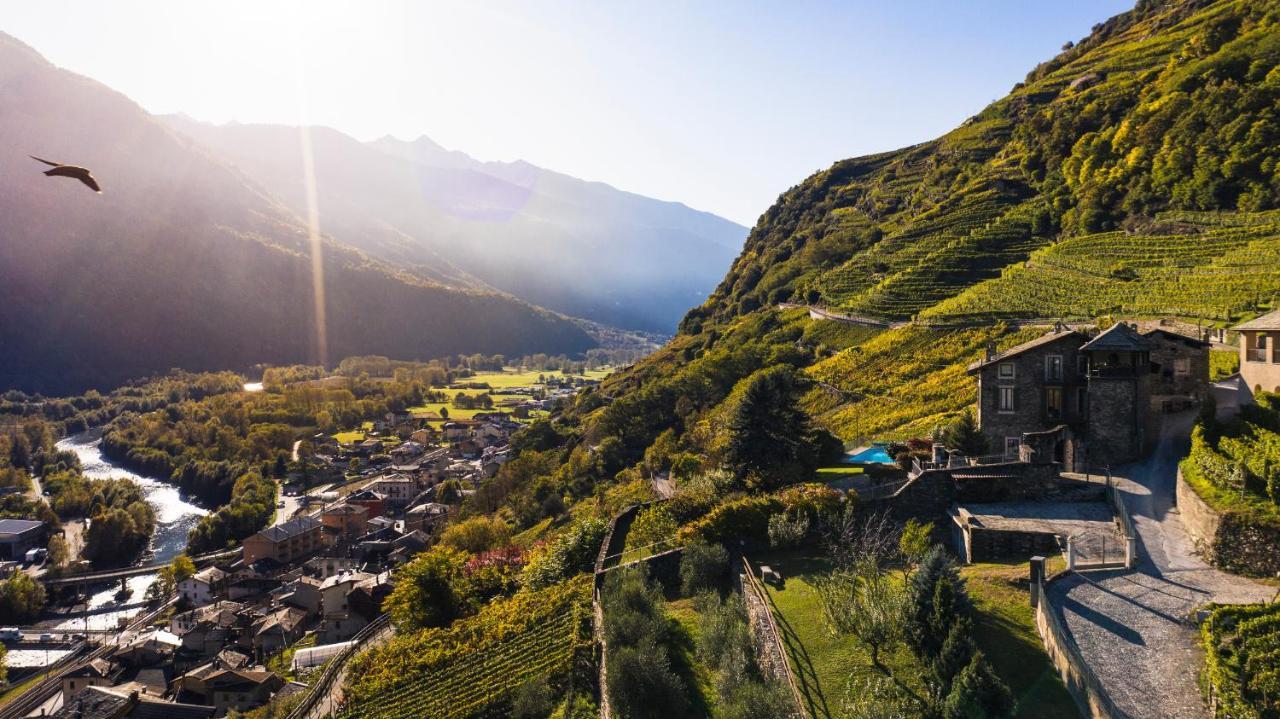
(625, 505, 678, 556)
(678, 495, 783, 545)
(768, 511, 809, 549)
(522, 518, 608, 590)
(440, 516, 512, 554)
(679, 540, 729, 596)
(606, 640, 690, 719)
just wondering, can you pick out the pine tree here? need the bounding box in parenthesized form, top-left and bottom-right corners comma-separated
(723, 365, 820, 489)
(943, 652, 1014, 719)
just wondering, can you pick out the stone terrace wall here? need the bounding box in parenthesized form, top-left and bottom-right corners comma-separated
(1176, 468, 1280, 576)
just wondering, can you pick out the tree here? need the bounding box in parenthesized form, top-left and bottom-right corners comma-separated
(679, 540, 729, 596)
(45, 533, 69, 571)
(171, 554, 196, 582)
(0, 570, 46, 623)
(626, 505, 678, 556)
(815, 558, 906, 672)
(942, 411, 987, 458)
(382, 546, 471, 630)
(942, 652, 1013, 719)
(898, 519, 933, 573)
(439, 516, 512, 554)
(723, 365, 822, 489)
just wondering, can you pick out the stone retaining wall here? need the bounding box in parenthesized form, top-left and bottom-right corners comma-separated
(1175, 468, 1221, 557)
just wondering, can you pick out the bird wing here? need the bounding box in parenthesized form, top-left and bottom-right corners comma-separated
(80, 173, 102, 193)
(30, 155, 62, 167)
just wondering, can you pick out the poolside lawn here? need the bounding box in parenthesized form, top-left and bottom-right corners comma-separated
(755, 550, 1077, 719)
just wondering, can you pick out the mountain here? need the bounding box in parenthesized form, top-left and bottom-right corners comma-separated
(159, 118, 747, 334)
(551, 0, 1280, 463)
(0, 32, 595, 395)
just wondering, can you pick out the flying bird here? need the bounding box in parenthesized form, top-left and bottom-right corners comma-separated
(30, 155, 102, 193)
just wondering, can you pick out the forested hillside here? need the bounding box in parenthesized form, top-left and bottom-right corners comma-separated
(0, 32, 594, 395)
(522, 0, 1280, 495)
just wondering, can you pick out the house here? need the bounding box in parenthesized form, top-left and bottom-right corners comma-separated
(345, 489, 387, 520)
(173, 668, 283, 716)
(318, 570, 374, 618)
(115, 630, 182, 667)
(242, 517, 324, 565)
(0, 519, 46, 560)
(404, 502, 449, 535)
(279, 575, 323, 616)
(303, 556, 359, 579)
(53, 686, 214, 719)
(1144, 328, 1211, 410)
(1233, 309, 1280, 398)
(170, 601, 247, 655)
(441, 421, 479, 442)
(178, 567, 228, 607)
(968, 323, 1184, 467)
(61, 658, 123, 702)
(251, 606, 309, 656)
(320, 503, 369, 541)
(390, 441, 425, 464)
(368, 475, 418, 508)
(317, 572, 389, 644)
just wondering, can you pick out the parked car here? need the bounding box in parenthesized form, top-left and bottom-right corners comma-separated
(0, 628, 23, 642)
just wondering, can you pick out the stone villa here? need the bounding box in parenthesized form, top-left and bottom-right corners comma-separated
(967, 323, 1208, 468)
(1233, 308, 1280, 398)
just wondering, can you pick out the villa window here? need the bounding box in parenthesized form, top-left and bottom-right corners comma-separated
(998, 386, 1015, 413)
(1045, 387, 1062, 418)
(997, 362, 1015, 380)
(1045, 355, 1063, 382)
(1004, 437, 1021, 457)
(1174, 358, 1190, 377)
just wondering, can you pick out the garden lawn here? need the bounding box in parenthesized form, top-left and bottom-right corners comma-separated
(756, 551, 1076, 719)
(753, 550, 923, 719)
(666, 597, 716, 718)
(959, 560, 1076, 719)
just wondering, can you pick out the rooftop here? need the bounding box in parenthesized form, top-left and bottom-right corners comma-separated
(1233, 308, 1280, 331)
(1081, 322, 1151, 352)
(0, 518, 44, 535)
(967, 329, 1083, 372)
(254, 516, 321, 543)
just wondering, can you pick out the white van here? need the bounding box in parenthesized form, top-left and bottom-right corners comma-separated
(0, 628, 23, 642)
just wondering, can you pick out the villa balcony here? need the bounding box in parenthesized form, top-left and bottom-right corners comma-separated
(1246, 348, 1268, 363)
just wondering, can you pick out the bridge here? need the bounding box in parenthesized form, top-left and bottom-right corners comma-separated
(39, 562, 167, 588)
(38, 547, 239, 588)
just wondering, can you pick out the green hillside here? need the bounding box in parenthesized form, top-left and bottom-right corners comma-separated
(534, 0, 1280, 477)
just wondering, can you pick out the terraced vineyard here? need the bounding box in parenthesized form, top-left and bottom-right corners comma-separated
(920, 211, 1280, 325)
(802, 323, 1045, 441)
(339, 576, 593, 719)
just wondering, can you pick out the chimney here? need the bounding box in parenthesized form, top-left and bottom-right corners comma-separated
(985, 342, 996, 361)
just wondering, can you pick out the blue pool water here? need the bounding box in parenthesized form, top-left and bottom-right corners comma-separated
(845, 444, 895, 464)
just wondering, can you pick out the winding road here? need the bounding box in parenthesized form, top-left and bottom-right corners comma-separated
(1046, 393, 1275, 719)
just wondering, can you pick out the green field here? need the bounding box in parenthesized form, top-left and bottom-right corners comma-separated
(755, 551, 1075, 719)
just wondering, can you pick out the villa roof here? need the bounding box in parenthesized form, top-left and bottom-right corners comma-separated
(1233, 309, 1280, 331)
(255, 516, 321, 543)
(1142, 327, 1211, 348)
(1081, 323, 1151, 352)
(967, 329, 1084, 372)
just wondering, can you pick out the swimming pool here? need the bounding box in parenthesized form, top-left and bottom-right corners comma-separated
(844, 444, 896, 465)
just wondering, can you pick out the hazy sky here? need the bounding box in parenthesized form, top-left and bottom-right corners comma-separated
(4, 1, 1131, 226)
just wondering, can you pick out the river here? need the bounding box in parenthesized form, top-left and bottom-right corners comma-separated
(41, 431, 208, 635)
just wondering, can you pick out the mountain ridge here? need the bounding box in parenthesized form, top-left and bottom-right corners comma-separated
(161, 116, 746, 333)
(0, 30, 595, 395)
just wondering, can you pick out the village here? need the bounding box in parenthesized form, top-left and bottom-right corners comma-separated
(0, 371, 603, 718)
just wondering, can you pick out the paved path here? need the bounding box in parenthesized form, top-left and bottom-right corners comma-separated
(1047, 407, 1275, 719)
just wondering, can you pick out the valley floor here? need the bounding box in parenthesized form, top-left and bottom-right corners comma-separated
(1047, 405, 1276, 719)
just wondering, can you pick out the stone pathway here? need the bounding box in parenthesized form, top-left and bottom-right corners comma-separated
(1046, 408, 1275, 719)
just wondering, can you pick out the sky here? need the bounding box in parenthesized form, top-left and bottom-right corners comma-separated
(3, 1, 1132, 226)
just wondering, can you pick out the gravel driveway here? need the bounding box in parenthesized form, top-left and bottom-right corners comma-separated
(1046, 405, 1275, 719)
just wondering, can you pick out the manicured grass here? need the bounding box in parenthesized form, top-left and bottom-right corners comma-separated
(754, 550, 923, 719)
(666, 597, 716, 718)
(755, 550, 1076, 719)
(959, 560, 1077, 719)
(815, 466, 863, 476)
